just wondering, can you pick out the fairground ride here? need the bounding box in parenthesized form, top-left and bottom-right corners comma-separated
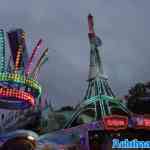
(0, 29, 49, 134)
(0, 15, 150, 150)
(0, 29, 48, 110)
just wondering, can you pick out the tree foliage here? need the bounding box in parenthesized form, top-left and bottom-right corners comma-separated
(127, 82, 150, 114)
(58, 106, 74, 111)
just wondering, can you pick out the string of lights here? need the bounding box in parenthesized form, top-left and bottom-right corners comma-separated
(0, 30, 5, 72)
(25, 39, 42, 76)
(0, 87, 35, 109)
(0, 72, 42, 96)
(0, 29, 45, 109)
(14, 31, 26, 72)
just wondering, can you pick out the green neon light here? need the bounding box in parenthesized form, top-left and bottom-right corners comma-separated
(0, 30, 5, 72)
(83, 95, 120, 105)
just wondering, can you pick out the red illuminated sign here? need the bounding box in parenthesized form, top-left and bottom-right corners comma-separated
(103, 115, 128, 131)
(144, 118, 150, 127)
(134, 115, 150, 130)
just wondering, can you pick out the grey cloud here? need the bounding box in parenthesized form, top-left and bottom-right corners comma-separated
(0, 0, 149, 108)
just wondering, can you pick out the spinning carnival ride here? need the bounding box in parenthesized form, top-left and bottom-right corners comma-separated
(0, 29, 48, 110)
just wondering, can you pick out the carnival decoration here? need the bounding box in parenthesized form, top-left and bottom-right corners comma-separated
(25, 39, 42, 76)
(0, 29, 48, 109)
(31, 48, 48, 79)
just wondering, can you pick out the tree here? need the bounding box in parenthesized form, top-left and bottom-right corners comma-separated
(129, 83, 146, 97)
(127, 82, 150, 114)
(58, 106, 74, 111)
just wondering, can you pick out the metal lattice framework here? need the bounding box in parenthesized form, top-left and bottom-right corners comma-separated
(64, 14, 130, 128)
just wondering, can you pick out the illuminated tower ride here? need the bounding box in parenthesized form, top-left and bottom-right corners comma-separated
(64, 14, 130, 128)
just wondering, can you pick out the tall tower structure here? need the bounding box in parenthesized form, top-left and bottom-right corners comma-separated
(84, 14, 114, 100)
(64, 14, 129, 128)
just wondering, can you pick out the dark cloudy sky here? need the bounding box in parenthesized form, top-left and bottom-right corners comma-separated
(0, 0, 150, 108)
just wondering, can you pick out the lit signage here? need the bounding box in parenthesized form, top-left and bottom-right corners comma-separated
(103, 115, 128, 131)
(144, 118, 150, 127)
(134, 115, 150, 129)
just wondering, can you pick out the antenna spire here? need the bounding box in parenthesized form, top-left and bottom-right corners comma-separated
(88, 14, 95, 36)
